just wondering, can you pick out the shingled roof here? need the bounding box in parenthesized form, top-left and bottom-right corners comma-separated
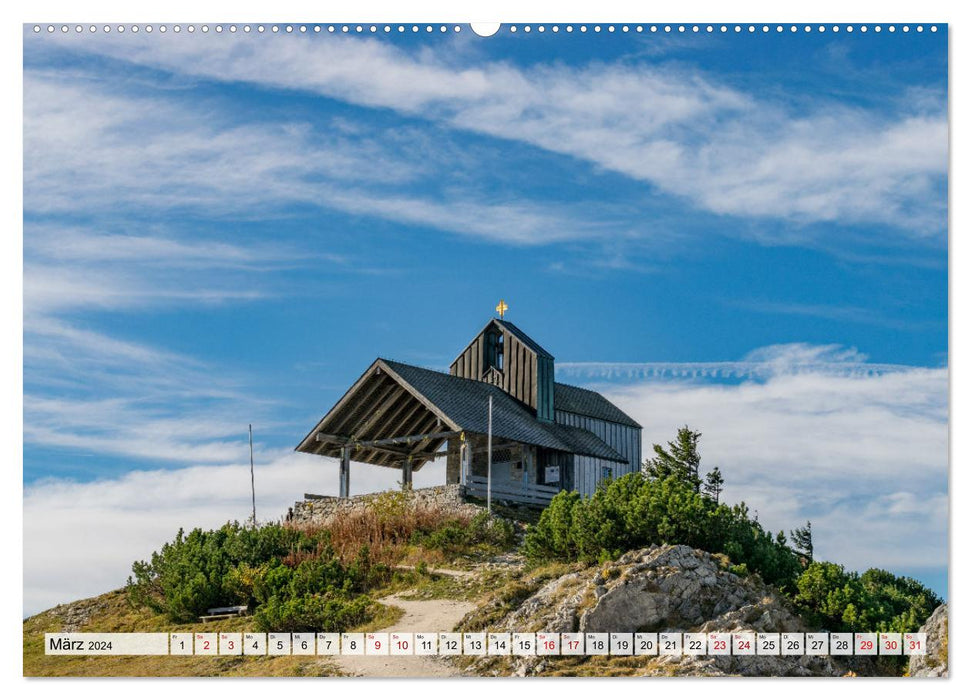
(553, 382, 642, 428)
(382, 360, 625, 462)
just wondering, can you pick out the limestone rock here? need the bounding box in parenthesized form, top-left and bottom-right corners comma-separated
(50, 594, 112, 631)
(909, 604, 948, 678)
(478, 544, 871, 677)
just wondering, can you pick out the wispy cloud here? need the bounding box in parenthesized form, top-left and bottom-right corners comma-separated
(39, 32, 947, 238)
(24, 317, 211, 394)
(25, 223, 306, 270)
(23, 394, 266, 466)
(557, 342, 929, 382)
(723, 299, 943, 331)
(23, 70, 627, 246)
(21, 220, 290, 473)
(24, 263, 266, 315)
(21, 313, 280, 477)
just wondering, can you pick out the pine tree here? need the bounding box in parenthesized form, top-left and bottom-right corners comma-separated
(702, 467, 724, 503)
(791, 520, 814, 562)
(644, 425, 703, 492)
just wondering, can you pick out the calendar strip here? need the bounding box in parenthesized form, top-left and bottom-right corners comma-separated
(45, 631, 927, 657)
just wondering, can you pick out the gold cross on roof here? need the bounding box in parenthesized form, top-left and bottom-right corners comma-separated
(495, 299, 509, 319)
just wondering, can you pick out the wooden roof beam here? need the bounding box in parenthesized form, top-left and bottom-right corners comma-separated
(389, 450, 449, 468)
(359, 401, 435, 465)
(344, 429, 460, 450)
(359, 414, 452, 467)
(352, 444, 444, 462)
(401, 415, 448, 455)
(351, 383, 409, 441)
(366, 389, 422, 444)
(393, 398, 426, 429)
(328, 372, 392, 436)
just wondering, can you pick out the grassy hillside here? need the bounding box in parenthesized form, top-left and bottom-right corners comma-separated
(24, 460, 941, 677)
(24, 494, 515, 678)
(23, 589, 346, 677)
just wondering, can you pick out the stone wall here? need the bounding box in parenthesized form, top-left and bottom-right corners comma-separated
(286, 484, 484, 526)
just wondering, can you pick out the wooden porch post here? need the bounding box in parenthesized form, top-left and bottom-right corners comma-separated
(339, 446, 350, 499)
(402, 456, 413, 491)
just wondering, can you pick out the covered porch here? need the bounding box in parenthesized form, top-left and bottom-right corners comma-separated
(295, 359, 462, 497)
(453, 433, 565, 506)
(296, 357, 624, 505)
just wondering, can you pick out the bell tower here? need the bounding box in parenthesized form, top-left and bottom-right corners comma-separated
(449, 304, 555, 422)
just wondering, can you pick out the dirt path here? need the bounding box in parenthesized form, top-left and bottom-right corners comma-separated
(395, 564, 474, 579)
(332, 593, 476, 677)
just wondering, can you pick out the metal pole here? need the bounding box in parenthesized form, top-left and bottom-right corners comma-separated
(487, 395, 493, 514)
(248, 424, 256, 527)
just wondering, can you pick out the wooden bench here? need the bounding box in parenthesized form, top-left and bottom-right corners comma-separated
(200, 605, 248, 622)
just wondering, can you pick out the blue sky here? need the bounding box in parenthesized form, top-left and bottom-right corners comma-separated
(22, 24, 947, 612)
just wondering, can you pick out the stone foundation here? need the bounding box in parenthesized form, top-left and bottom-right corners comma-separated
(286, 484, 484, 526)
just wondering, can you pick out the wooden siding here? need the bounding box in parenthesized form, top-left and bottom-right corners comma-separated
(573, 455, 625, 496)
(555, 410, 642, 497)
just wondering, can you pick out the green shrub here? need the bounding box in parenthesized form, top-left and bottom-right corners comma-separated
(253, 594, 372, 632)
(522, 473, 801, 588)
(794, 561, 941, 633)
(126, 522, 372, 623)
(523, 474, 937, 635)
(520, 490, 582, 561)
(413, 512, 516, 555)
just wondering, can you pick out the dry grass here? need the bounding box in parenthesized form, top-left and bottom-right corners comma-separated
(455, 562, 581, 632)
(287, 492, 476, 569)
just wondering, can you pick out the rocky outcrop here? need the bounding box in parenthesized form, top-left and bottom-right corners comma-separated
(909, 604, 948, 678)
(471, 545, 872, 677)
(48, 594, 112, 632)
(581, 546, 805, 634)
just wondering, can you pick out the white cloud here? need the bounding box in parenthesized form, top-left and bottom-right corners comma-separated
(22, 316, 239, 399)
(25, 223, 300, 269)
(22, 317, 269, 470)
(23, 451, 446, 616)
(558, 343, 922, 382)
(23, 395, 261, 465)
(23, 263, 266, 315)
(599, 358, 947, 572)
(725, 300, 943, 332)
(37, 32, 948, 236)
(23, 71, 619, 246)
(21, 218, 312, 467)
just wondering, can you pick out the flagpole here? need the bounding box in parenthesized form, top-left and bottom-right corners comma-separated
(487, 396, 493, 515)
(249, 424, 256, 526)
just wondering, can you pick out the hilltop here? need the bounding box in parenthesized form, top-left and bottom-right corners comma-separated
(25, 539, 945, 678)
(24, 473, 945, 678)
